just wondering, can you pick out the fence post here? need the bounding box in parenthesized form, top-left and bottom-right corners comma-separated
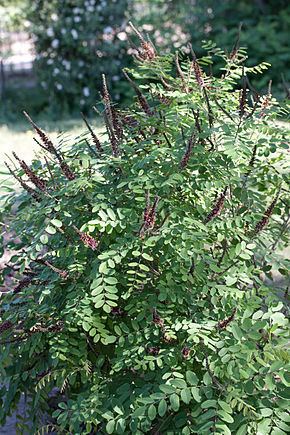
(0, 58, 5, 105)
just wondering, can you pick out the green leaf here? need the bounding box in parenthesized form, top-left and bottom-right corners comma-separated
(225, 276, 237, 286)
(259, 408, 273, 417)
(94, 299, 105, 308)
(132, 406, 146, 418)
(106, 420, 115, 434)
(148, 404, 157, 421)
(170, 393, 180, 412)
(82, 322, 91, 332)
(236, 424, 248, 435)
(231, 324, 243, 341)
(142, 252, 153, 261)
(158, 399, 167, 417)
(105, 335, 117, 344)
(191, 387, 201, 402)
(103, 304, 112, 313)
(180, 388, 191, 404)
(186, 370, 198, 386)
(257, 419, 271, 434)
(99, 262, 108, 274)
(107, 209, 116, 220)
(45, 225, 56, 235)
(201, 400, 217, 409)
(218, 400, 232, 414)
(40, 234, 48, 244)
(51, 219, 62, 228)
(217, 410, 234, 423)
(104, 277, 118, 285)
(169, 379, 187, 389)
(159, 384, 176, 394)
(116, 418, 126, 433)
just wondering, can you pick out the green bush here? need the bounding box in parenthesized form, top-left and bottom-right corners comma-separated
(0, 30, 289, 434)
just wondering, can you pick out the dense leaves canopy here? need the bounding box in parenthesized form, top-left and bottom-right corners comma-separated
(0, 34, 289, 434)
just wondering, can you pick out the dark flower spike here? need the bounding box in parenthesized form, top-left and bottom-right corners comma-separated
(12, 152, 47, 191)
(128, 21, 145, 43)
(101, 75, 114, 129)
(111, 306, 125, 317)
(146, 346, 160, 356)
(23, 111, 59, 157)
(0, 321, 13, 335)
(73, 225, 99, 250)
(14, 277, 32, 294)
(180, 131, 195, 169)
(139, 193, 160, 237)
(229, 23, 243, 60)
(145, 33, 157, 58)
(101, 75, 121, 156)
(189, 45, 205, 88)
(203, 88, 214, 130)
(259, 80, 273, 117)
(182, 347, 191, 359)
(192, 109, 202, 134)
(144, 190, 150, 222)
(254, 191, 280, 234)
(123, 70, 153, 116)
(36, 259, 68, 279)
(23, 112, 75, 179)
(102, 74, 113, 119)
(101, 74, 123, 140)
(205, 187, 228, 223)
(128, 21, 156, 61)
(60, 160, 76, 181)
(152, 308, 164, 327)
(175, 51, 187, 92)
(81, 113, 103, 153)
(217, 308, 237, 329)
(4, 162, 40, 199)
(147, 195, 160, 228)
(245, 143, 257, 176)
(104, 114, 120, 157)
(239, 67, 247, 118)
(160, 76, 172, 90)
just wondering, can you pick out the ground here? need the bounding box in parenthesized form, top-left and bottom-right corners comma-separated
(0, 117, 101, 163)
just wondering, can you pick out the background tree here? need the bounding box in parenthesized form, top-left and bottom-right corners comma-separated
(28, 0, 130, 113)
(139, 0, 290, 97)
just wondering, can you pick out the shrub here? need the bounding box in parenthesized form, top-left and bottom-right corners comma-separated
(0, 29, 289, 434)
(28, 0, 129, 113)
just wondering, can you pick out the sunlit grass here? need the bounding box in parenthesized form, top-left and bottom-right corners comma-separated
(0, 117, 102, 163)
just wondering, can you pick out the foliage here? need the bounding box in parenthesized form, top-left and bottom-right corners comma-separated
(0, 32, 290, 434)
(139, 0, 290, 97)
(0, 0, 29, 31)
(28, 0, 130, 112)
